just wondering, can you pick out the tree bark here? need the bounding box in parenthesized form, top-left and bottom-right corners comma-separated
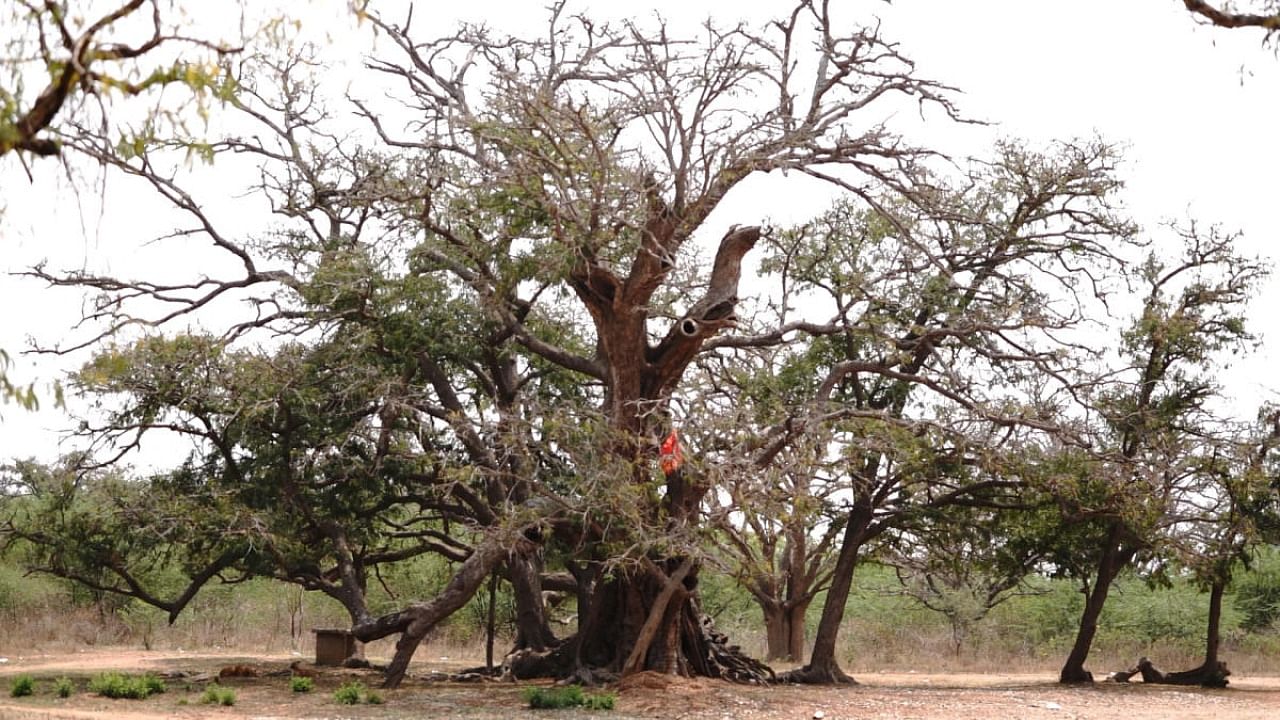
(1204, 576, 1224, 669)
(354, 537, 512, 688)
(781, 500, 873, 684)
(762, 598, 811, 662)
(1127, 577, 1232, 688)
(507, 547, 557, 652)
(1059, 525, 1134, 684)
(557, 224, 764, 680)
(622, 558, 694, 676)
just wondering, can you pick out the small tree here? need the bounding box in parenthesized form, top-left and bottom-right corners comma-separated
(1050, 226, 1267, 683)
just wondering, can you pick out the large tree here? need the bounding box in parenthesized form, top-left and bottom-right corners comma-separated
(23, 0, 966, 685)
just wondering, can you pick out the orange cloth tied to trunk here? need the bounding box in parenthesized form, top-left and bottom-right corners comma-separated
(659, 430, 683, 475)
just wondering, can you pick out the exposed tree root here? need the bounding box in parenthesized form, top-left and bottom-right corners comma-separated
(777, 662, 858, 685)
(1106, 657, 1229, 688)
(496, 610, 774, 685)
(1137, 657, 1230, 688)
(1058, 668, 1094, 684)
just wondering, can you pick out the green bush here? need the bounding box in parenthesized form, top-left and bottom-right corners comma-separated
(200, 684, 236, 706)
(9, 675, 35, 698)
(89, 672, 166, 699)
(331, 679, 385, 705)
(1236, 551, 1280, 632)
(333, 680, 364, 705)
(523, 685, 615, 711)
(584, 690, 616, 710)
(53, 676, 75, 698)
(289, 675, 315, 693)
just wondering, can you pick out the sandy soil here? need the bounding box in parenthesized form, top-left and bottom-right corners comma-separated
(0, 649, 1276, 719)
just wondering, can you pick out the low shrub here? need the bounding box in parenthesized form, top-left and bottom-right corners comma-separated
(53, 676, 75, 698)
(200, 684, 236, 706)
(289, 675, 315, 693)
(89, 672, 166, 700)
(524, 685, 615, 710)
(334, 680, 364, 705)
(9, 675, 35, 698)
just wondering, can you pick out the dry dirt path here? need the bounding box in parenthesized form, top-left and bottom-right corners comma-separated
(0, 650, 1276, 719)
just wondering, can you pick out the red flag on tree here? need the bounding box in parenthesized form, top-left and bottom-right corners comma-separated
(659, 430, 683, 476)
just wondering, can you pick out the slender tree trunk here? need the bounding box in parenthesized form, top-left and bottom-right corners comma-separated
(485, 572, 498, 672)
(355, 538, 511, 688)
(1059, 526, 1133, 684)
(1204, 577, 1224, 668)
(785, 501, 873, 684)
(508, 548, 557, 651)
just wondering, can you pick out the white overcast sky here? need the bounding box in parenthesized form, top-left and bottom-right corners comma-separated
(2, 0, 1279, 466)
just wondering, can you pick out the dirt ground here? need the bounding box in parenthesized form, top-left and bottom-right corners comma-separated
(0, 649, 1276, 719)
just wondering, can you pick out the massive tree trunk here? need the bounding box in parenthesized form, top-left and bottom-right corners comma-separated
(1059, 524, 1135, 684)
(557, 225, 767, 680)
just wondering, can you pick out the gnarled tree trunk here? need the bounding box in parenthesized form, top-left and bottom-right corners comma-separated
(507, 547, 558, 652)
(354, 537, 514, 688)
(545, 225, 772, 681)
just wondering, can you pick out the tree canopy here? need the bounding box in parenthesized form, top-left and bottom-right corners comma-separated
(2, 0, 1278, 692)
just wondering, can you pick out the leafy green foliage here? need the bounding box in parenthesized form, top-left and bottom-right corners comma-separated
(289, 676, 315, 693)
(333, 680, 366, 705)
(523, 685, 616, 710)
(200, 684, 236, 706)
(1235, 549, 1280, 631)
(89, 672, 165, 700)
(53, 677, 75, 698)
(8, 675, 34, 697)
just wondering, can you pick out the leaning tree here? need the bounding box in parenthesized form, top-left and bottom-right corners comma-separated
(1041, 226, 1268, 683)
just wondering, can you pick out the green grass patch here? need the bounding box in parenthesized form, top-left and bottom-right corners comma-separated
(334, 680, 364, 705)
(200, 684, 236, 706)
(289, 675, 315, 693)
(53, 676, 75, 698)
(88, 672, 166, 700)
(524, 685, 615, 710)
(332, 679, 384, 705)
(9, 675, 35, 698)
